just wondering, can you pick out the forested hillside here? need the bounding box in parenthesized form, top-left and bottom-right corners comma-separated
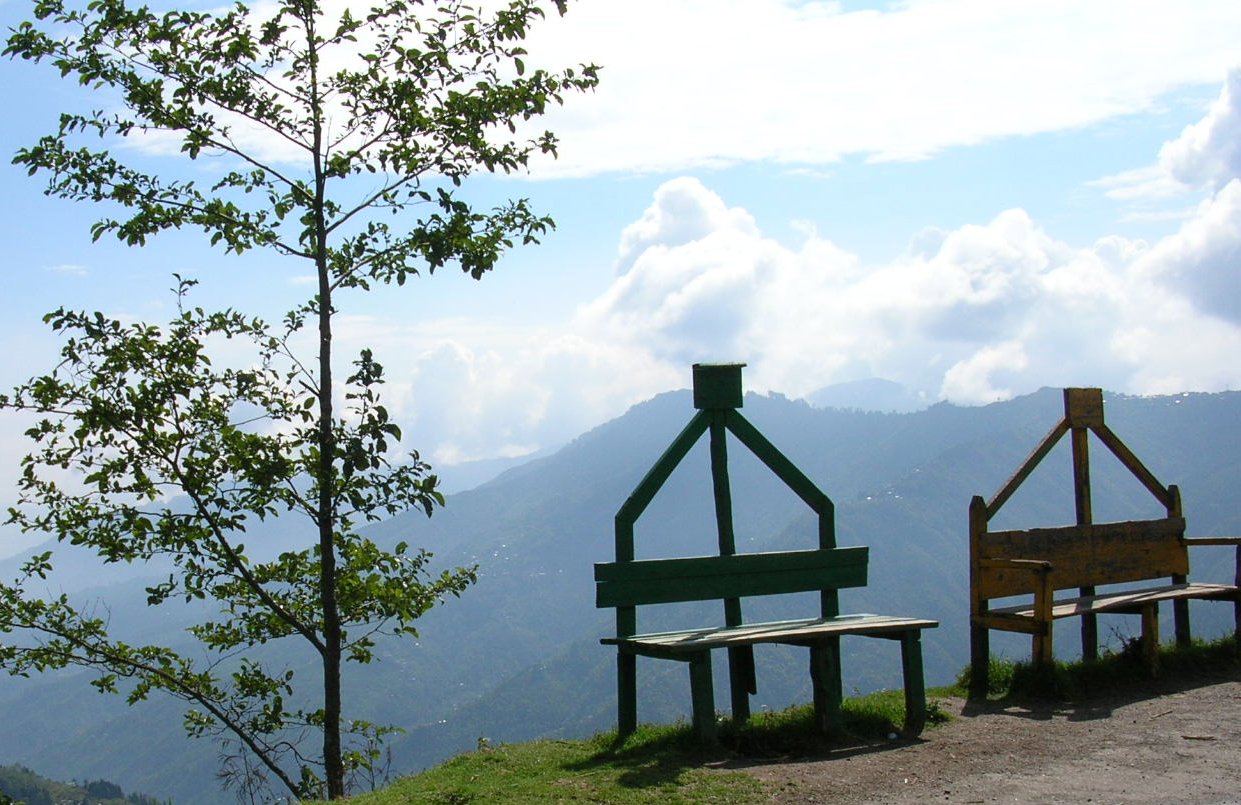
(1, 387, 1238, 803)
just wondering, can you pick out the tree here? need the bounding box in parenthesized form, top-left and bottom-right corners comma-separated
(0, 0, 597, 799)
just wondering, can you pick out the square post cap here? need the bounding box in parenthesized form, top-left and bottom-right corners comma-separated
(693, 363, 746, 410)
(1063, 387, 1104, 428)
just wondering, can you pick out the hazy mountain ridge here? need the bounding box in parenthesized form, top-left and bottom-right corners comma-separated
(0, 386, 1237, 803)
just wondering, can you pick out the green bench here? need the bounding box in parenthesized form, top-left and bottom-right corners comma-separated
(596, 363, 937, 741)
(596, 547, 937, 741)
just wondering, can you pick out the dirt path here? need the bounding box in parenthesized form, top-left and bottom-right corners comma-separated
(734, 669, 1241, 804)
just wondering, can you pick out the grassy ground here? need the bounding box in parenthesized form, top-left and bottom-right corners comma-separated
(314, 691, 950, 805)
(317, 635, 1238, 804)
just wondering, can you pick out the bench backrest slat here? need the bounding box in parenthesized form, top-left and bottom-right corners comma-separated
(595, 547, 868, 608)
(976, 517, 1187, 599)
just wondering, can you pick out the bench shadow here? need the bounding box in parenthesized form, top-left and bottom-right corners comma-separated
(958, 664, 1241, 724)
(559, 730, 743, 792)
(563, 711, 932, 786)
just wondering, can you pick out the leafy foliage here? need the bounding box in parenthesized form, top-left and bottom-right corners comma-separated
(0, 0, 597, 799)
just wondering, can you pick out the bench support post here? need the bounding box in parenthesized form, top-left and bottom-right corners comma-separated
(1032, 622, 1053, 668)
(1172, 573, 1192, 646)
(617, 653, 637, 738)
(969, 619, 990, 699)
(1079, 586, 1098, 661)
(900, 631, 929, 735)
(727, 646, 755, 723)
(688, 652, 717, 742)
(1235, 545, 1241, 648)
(1141, 602, 1160, 674)
(809, 639, 843, 737)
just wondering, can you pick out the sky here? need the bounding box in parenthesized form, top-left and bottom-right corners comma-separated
(0, 0, 1240, 531)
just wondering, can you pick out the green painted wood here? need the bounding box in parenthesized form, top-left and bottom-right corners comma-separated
(900, 631, 927, 735)
(692, 363, 744, 410)
(708, 414, 752, 721)
(724, 410, 831, 514)
(617, 653, 637, 736)
(595, 547, 869, 608)
(710, 416, 738, 558)
(603, 364, 933, 744)
(809, 640, 842, 737)
(596, 546, 867, 583)
(688, 652, 717, 741)
(614, 410, 710, 543)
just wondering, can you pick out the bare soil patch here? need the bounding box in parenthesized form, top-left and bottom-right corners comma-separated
(733, 668, 1241, 804)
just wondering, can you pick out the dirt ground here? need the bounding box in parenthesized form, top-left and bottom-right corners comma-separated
(733, 668, 1241, 804)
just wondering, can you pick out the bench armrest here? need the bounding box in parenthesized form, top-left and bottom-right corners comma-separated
(1183, 536, 1241, 547)
(976, 557, 1054, 633)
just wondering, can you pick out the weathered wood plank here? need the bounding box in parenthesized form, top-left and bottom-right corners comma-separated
(986, 582, 1239, 620)
(604, 614, 938, 654)
(976, 518, 1188, 597)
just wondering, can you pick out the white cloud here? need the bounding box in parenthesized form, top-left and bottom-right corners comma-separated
(1094, 66, 1241, 203)
(940, 341, 1030, 404)
(1160, 68, 1241, 189)
(1133, 179, 1241, 324)
(563, 175, 1240, 409)
(520, 0, 1241, 177)
(96, 1, 1241, 180)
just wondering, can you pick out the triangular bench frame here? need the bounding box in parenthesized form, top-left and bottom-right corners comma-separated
(598, 364, 936, 739)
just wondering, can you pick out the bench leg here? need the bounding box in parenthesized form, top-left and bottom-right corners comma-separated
(727, 646, 755, 724)
(900, 631, 928, 736)
(1080, 586, 1098, 662)
(688, 651, 717, 742)
(617, 652, 637, 738)
(969, 622, 990, 699)
(689, 649, 719, 739)
(809, 638, 842, 737)
(1032, 620, 1054, 668)
(1141, 603, 1160, 676)
(1172, 573, 1191, 646)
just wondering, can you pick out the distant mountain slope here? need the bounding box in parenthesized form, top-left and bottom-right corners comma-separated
(1, 387, 1237, 803)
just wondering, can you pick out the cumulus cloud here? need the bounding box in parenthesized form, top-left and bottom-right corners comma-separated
(1133, 180, 1241, 324)
(575, 177, 1240, 408)
(1160, 69, 1241, 189)
(1096, 66, 1241, 203)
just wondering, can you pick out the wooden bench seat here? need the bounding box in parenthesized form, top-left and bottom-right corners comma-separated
(982, 582, 1240, 625)
(606, 614, 940, 653)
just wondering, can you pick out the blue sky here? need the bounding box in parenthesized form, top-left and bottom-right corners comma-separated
(0, 0, 1240, 518)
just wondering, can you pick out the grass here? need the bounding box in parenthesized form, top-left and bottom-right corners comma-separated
(312, 689, 951, 804)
